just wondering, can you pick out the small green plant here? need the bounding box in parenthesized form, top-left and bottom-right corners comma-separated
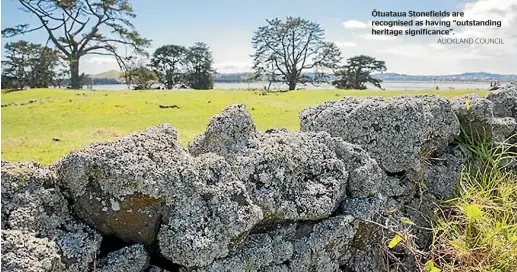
(428, 136, 517, 272)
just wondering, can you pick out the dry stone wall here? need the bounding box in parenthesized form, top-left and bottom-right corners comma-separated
(2, 82, 516, 272)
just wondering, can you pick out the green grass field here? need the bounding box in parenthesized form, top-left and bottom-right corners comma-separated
(1, 88, 489, 165)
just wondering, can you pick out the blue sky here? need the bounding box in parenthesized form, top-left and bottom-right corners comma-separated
(2, 0, 516, 75)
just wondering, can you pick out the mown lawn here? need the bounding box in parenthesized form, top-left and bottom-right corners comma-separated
(1, 88, 489, 165)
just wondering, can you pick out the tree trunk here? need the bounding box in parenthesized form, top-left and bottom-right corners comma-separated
(69, 58, 81, 89)
(288, 80, 297, 91)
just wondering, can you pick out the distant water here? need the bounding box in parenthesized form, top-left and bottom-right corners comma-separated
(86, 81, 501, 91)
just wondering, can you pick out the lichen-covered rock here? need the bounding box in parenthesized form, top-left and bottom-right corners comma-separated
(54, 124, 190, 245)
(326, 139, 388, 198)
(55, 123, 262, 267)
(188, 104, 257, 157)
(451, 94, 516, 142)
(422, 146, 462, 200)
(1, 230, 64, 271)
(188, 216, 357, 272)
(55, 222, 102, 270)
(340, 197, 385, 222)
(1, 161, 103, 270)
(288, 216, 357, 271)
(300, 95, 459, 175)
(97, 244, 150, 272)
(190, 231, 294, 272)
(1, 161, 59, 232)
(232, 131, 350, 220)
(190, 105, 386, 220)
(158, 153, 263, 268)
(487, 82, 517, 119)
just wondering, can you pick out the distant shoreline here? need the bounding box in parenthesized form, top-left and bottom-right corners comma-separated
(88, 80, 511, 86)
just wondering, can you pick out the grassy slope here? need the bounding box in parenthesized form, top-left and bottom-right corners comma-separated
(91, 69, 122, 79)
(1, 88, 488, 165)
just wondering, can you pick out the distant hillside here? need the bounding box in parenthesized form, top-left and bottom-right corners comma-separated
(214, 71, 517, 83)
(91, 70, 517, 84)
(215, 72, 254, 82)
(92, 69, 122, 79)
(372, 72, 517, 82)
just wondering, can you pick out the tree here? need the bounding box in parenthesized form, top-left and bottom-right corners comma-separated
(1, 40, 61, 89)
(251, 16, 342, 91)
(150, 45, 188, 89)
(123, 66, 157, 90)
(332, 55, 387, 90)
(2, 0, 151, 89)
(185, 42, 215, 90)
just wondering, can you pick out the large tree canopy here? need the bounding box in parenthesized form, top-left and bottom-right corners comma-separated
(2, 0, 151, 89)
(332, 55, 387, 90)
(251, 16, 342, 91)
(185, 42, 215, 90)
(1, 40, 61, 89)
(150, 45, 188, 89)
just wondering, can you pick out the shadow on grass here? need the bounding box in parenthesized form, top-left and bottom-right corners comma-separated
(1, 88, 26, 94)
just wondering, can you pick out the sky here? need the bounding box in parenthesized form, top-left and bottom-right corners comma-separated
(1, 0, 516, 75)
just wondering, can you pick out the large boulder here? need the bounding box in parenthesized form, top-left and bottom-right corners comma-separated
(54, 124, 190, 245)
(157, 153, 263, 268)
(486, 82, 517, 119)
(450, 94, 516, 142)
(1, 230, 64, 271)
(231, 131, 350, 220)
(54, 123, 263, 267)
(188, 215, 358, 272)
(189, 105, 387, 220)
(300, 95, 460, 175)
(1, 161, 103, 271)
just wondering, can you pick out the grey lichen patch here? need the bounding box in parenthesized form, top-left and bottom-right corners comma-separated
(188, 104, 257, 157)
(232, 131, 351, 221)
(158, 153, 263, 268)
(1, 161, 103, 271)
(1, 230, 64, 272)
(97, 244, 150, 272)
(300, 95, 459, 175)
(110, 198, 121, 211)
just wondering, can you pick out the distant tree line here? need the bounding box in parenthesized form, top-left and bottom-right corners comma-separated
(2, 0, 385, 91)
(251, 16, 387, 90)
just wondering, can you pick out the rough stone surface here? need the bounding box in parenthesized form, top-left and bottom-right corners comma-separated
(487, 82, 517, 119)
(422, 146, 463, 200)
(1, 161, 103, 270)
(232, 131, 350, 220)
(187, 215, 357, 272)
(450, 94, 516, 142)
(158, 153, 263, 268)
(54, 124, 188, 245)
(300, 95, 459, 175)
(54, 123, 262, 267)
(189, 105, 386, 219)
(188, 104, 257, 157)
(1, 230, 64, 271)
(97, 244, 150, 272)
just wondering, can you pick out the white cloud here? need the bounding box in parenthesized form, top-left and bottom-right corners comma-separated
(360, 34, 397, 41)
(334, 0, 517, 74)
(335, 41, 357, 47)
(214, 61, 253, 73)
(343, 20, 369, 29)
(80, 55, 119, 75)
(428, 43, 446, 50)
